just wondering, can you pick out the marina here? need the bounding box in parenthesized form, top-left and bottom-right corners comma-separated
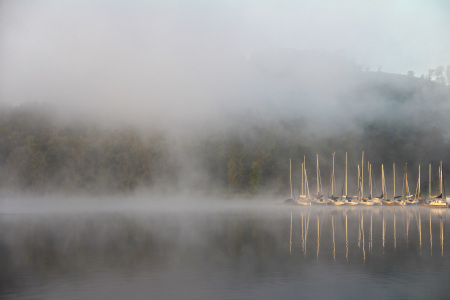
(286, 151, 448, 208)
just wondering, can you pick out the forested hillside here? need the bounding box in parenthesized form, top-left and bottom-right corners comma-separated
(1, 81, 450, 197)
(1, 51, 450, 197)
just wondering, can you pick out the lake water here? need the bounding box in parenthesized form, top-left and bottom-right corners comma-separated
(1, 201, 450, 299)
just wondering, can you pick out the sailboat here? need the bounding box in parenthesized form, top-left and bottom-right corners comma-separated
(359, 151, 374, 205)
(298, 156, 311, 205)
(368, 162, 382, 205)
(329, 152, 345, 205)
(283, 158, 297, 205)
(393, 162, 406, 205)
(415, 164, 425, 203)
(312, 154, 330, 205)
(342, 152, 358, 205)
(380, 164, 394, 205)
(401, 163, 418, 205)
(423, 161, 448, 208)
(406, 164, 419, 205)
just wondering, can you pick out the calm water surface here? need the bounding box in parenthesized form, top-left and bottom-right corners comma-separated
(1, 202, 450, 299)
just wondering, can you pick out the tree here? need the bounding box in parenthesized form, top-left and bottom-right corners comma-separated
(226, 139, 246, 191)
(249, 161, 261, 192)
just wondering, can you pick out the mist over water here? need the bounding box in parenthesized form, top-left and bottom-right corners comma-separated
(1, 204, 450, 300)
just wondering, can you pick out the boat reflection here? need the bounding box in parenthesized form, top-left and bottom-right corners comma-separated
(394, 212, 396, 250)
(332, 214, 336, 261)
(430, 212, 433, 256)
(285, 206, 449, 262)
(382, 211, 386, 253)
(317, 214, 320, 259)
(441, 218, 444, 257)
(290, 211, 292, 254)
(415, 211, 422, 254)
(301, 210, 310, 257)
(1, 206, 448, 290)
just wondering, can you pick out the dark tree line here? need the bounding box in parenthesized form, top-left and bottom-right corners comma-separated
(0, 105, 175, 194)
(1, 70, 450, 196)
(1, 104, 450, 197)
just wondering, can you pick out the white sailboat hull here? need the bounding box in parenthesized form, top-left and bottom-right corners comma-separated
(359, 201, 374, 206)
(371, 198, 382, 205)
(330, 200, 345, 206)
(421, 200, 448, 208)
(405, 199, 419, 205)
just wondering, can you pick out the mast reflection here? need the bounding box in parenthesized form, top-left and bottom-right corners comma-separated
(301, 210, 310, 258)
(416, 211, 422, 254)
(358, 211, 361, 249)
(362, 212, 366, 262)
(394, 213, 397, 250)
(346, 212, 348, 262)
(370, 212, 373, 254)
(382, 211, 386, 254)
(406, 211, 410, 250)
(430, 212, 433, 256)
(284, 207, 447, 262)
(332, 214, 336, 261)
(317, 214, 320, 259)
(440, 218, 444, 257)
(290, 211, 292, 254)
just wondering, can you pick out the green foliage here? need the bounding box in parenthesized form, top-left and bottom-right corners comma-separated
(0, 106, 170, 193)
(226, 139, 246, 191)
(249, 161, 261, 192)
(249, 149, 275, 192)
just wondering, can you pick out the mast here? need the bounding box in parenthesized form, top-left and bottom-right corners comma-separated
(331, 152, 335, 196)
(357, 164, 361, 200)
(393, 163, 396, 198)
(305, 167, 310, 198)
(440, 161, 443, 196)
(438, 165, 441, 194)
(429, 164, 431, 199)
(382, 164, 385, 196)
(303, 155, 307, 196)
(369, 162, 372, 199)
(316, 154, 319, 197)
(417, 164, 421, 199)
(345, 152, 348, 196)
(405, 163, 409, 197)
(302, 156, 306, 196)
(301, 162, 304, 197)
(442, 161, 446, 201)
(289, 158, 293, 199)
(361, 151, 364, 198)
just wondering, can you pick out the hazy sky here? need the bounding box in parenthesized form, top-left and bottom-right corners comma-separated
(1, 0, 449, 126)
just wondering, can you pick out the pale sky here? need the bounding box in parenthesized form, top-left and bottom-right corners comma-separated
(0, 0, 449, 125)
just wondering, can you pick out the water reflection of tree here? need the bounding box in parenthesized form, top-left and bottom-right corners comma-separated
(0, 209, 449, 296)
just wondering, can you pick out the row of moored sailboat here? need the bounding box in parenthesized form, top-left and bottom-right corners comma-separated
(285, 151, 448, 208)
